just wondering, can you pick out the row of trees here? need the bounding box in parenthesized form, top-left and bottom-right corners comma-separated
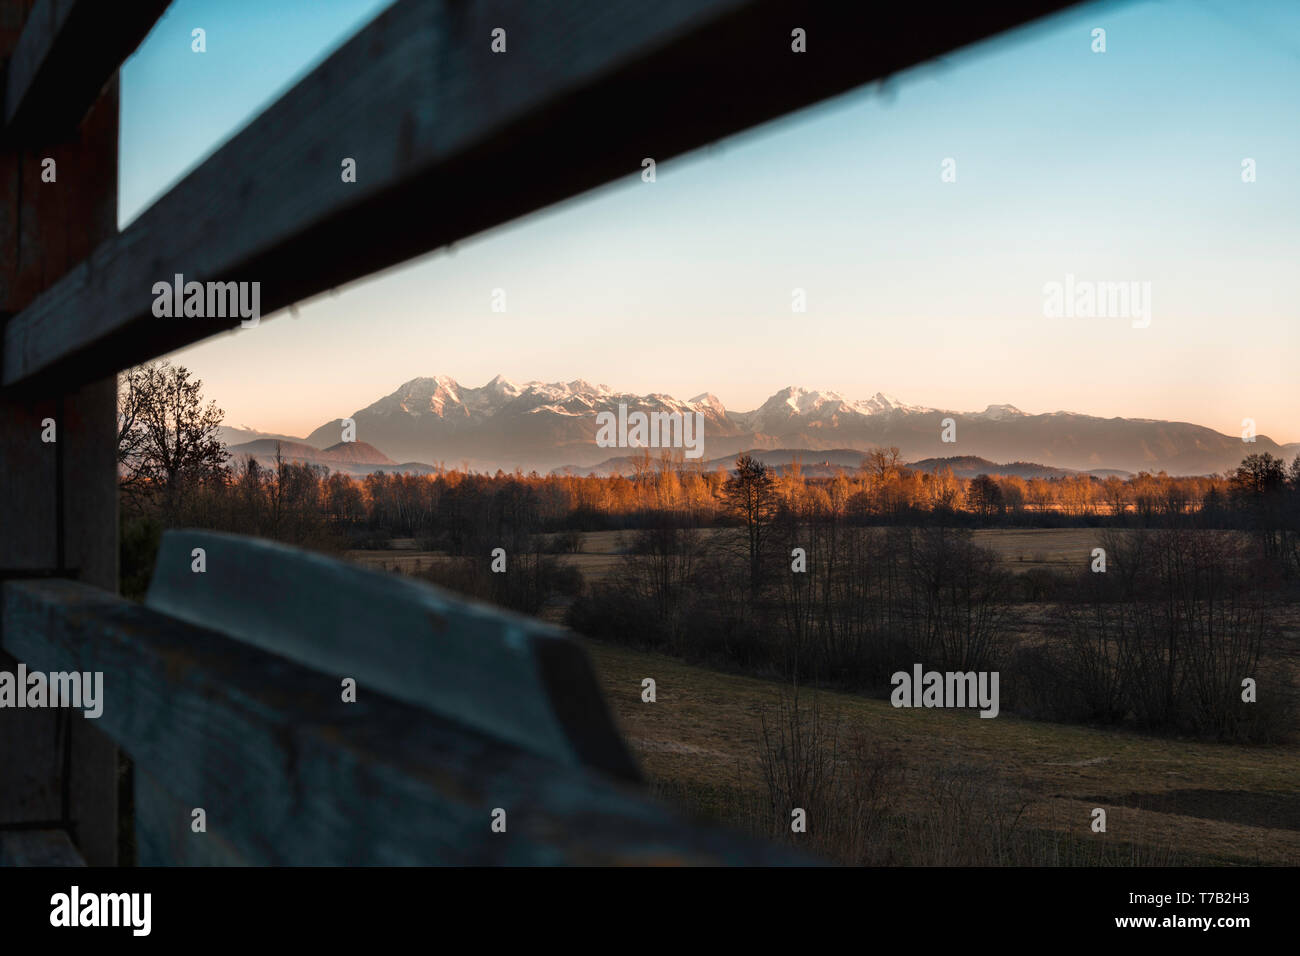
(722, 452, 1300, 585)
(570, 506, 1286, 742)
(1045, 529, 1270, 737)
(119, 364, 1300, 547)
(118, 364, 1292, 741)
(124, 439, 1300, 560)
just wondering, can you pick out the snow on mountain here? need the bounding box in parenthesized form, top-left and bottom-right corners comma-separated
(733, 386, 935, 434)
(351, 377, 937, 434)
(970, 404, 1026, 421)
(858, 391, 930, 415)
(288, 376, 1288, 476)
(688, 392, 727, 416)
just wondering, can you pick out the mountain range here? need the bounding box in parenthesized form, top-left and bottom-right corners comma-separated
(222, 437, 439, 477)
(556, 452, 1132, 480)
(218, 376, 1298, 477)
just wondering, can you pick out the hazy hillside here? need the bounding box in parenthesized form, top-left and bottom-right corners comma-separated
(906, 456, 1131, 480)
(282, 376, 1294, 476)
(223, 438, 435, 477)
(218, 425, 306, 447)
(555, 450, 1132, 479)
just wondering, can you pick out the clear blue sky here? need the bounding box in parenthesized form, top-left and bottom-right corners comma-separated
(121, 0, 1300, 443)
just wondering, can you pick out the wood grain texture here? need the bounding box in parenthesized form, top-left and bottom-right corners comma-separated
(145, 530, 641, 782)
(0, 650, 62, 823)
(3, 579, 808, 865)
(0, 828, 86, 865)
(134, 767, 246, 866)
(0, 0, 119, 864)
(2, 0, 1078, 388)
(0, 399, 57, 568)
(2, 0, 171, 141)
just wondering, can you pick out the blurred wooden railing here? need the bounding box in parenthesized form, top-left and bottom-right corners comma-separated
(4, 531, 802, 864)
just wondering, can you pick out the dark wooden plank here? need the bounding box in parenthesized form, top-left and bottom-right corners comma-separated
(0, 649, 63, 824)
(0, 402, 57, 570)
(1, 0, 1078, 388)
(0, 828, 86, 865)
(145, 529, 641, 782)
(0, 2, 119, 864)
(2, 579, 808, 865)
(2, 0, 172, 141)
(0, 75, 118, 313)
(134, 767, 247, 866)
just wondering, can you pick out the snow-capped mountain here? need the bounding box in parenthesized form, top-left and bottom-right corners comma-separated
(732, 387, 932, 434)
(969, 404, 1027, 421)
(293, 376, 1295, 475)
(304, 376, 740, 470)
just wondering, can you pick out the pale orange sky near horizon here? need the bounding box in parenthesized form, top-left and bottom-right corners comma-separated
(125, 0, 1299, 445)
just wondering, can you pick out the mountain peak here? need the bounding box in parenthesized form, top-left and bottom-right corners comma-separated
(689, 392, 727, 414)
(399, 374, 458, 389)
(973, 403, 1026, 420)
(484, 374, 523, 398)
(565, 378, 606, 395)
(770, 386, 847, 412)
(294, 376, 1277, 476)
(855, 391, 916, 414)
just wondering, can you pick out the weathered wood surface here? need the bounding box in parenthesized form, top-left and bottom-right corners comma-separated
(2, 0, 172, 141)
(0, 0, 120, 866)
(3, 579, 808, 865)
(2, 0, 1078, 388)
(0, 828, 86, 865)
(146, 530, 640, 782)
(134, 767, 246, 867)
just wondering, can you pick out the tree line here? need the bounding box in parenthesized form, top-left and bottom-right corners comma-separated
(119, 363, 1295, 741)
(118, 363, 1300, 548)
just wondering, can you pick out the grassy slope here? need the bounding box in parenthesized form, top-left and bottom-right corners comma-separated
(349, 528, 1298, 865)
(582, 638, 1300, 866)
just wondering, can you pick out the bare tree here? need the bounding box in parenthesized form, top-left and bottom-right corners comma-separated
(118, 361, 228, 512)
(863, 445, 902, 482)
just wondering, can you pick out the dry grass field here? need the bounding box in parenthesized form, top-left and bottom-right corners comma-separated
(584, 638, 1299, 865)
(346, 527, 1299, 864)
(352, 526, 1122, 569)
(350, 527, 1111, 579)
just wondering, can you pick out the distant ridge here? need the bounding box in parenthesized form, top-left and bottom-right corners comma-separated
(906, 456, 1131, 480)
(553, 450, 1133, 480)
(223, 438, 439, 477)
(218, 424, 305, 447)
(226, 375, 1296, 477)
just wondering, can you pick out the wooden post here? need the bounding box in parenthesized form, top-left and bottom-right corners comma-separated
(0, 0, 119, 865)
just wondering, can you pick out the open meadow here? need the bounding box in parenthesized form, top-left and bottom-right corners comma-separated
(347, 525, 1300, 865)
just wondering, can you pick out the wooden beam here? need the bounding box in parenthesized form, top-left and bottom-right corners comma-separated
(0, 0, 120, 865)
(134, 768, 245, 866)
(3, 579, 807, 865)
(2, 0, 172, 142)
(0, 828, 86, 865)
(145, 530, 641, 782)
(1, 0, 1078, 389)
